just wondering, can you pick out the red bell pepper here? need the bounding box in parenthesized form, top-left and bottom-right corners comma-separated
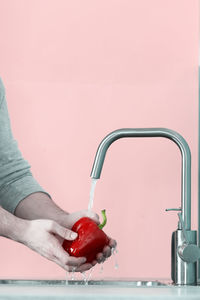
(62, 210, 110, 263)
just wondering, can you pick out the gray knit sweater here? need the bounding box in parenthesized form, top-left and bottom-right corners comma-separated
(0, 78, 51, 214)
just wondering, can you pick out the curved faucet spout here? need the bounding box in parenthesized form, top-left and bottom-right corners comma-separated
(90, 128, 191, 230)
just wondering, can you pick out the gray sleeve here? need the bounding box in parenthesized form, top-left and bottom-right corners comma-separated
(0, 78, 52, 214)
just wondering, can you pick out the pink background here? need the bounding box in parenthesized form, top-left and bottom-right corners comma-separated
(0, 0, 199, 280)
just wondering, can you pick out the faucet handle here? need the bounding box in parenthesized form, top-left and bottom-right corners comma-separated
(165, 208, 186, 236)
(166, 209, 200, 263)
(178, 243, 200, 263)
(165, 208, 182, 229)
(177, 213, 200, 263)
(165, 208, 182, 212)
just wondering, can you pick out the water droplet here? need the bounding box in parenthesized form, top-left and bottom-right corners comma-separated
(99, 263, 104, 274)
(114, 261, 119, 269)
(65, 271, 69, 285)
(112, 246, 119, 270)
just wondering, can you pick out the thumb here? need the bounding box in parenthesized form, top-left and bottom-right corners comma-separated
(51, 222, 78, 241)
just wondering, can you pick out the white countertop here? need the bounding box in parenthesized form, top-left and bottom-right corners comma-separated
(0, 282, 200, 300)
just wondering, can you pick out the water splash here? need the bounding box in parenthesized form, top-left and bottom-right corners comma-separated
(88, 178, 98, 211)
(81, 268, 93, 285)
(81, 272, 87, 285)
(66, 249, 119, 285)
(71, 267, 76, 280)
(87, 268, 93, 281)
(66, 267, 77, 285)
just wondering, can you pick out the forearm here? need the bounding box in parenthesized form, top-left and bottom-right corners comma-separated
(0, 205, 29, 243)
(0, 80, 54, 216)
(14, 192, 99, 230)
(14, 192, 69, 225)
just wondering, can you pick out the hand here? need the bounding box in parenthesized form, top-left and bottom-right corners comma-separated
(94, 238, 117, 265)
(14, 193, 117, 271)
(20, 219, 92, 272)
(61, 210, 117, 269)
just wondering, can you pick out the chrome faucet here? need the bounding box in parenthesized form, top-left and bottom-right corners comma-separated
(90, 128, 200, 285)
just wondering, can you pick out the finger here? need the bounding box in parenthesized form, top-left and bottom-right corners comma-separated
(91, 260, 98, 266)
(53, 258, 78, 272)
(54, 234, 65, 244)
(65, 256, 87, 267)
(55, 250, 86, 268)
(96, 253, 104, 263)
(51, 239, 86, 267)
(50, 222, 78, 241)
(74, 263, 93, 272)
(103, 246, 111, 258)
(109, 238, 117, 249)
(53, 256, 82, 272)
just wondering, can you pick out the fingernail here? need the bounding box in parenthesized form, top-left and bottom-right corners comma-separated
(71, 232, 77, 239)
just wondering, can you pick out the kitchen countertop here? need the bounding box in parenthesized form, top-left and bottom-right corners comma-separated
(0, 279, 200, 299)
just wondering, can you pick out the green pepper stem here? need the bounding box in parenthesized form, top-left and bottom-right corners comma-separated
(98, 209, 107, 230)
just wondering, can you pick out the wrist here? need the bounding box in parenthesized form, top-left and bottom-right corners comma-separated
(7, 218, 30, 244)
(0, 206, 30, 243)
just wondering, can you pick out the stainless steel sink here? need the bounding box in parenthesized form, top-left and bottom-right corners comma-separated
(0, 279, 171, 287)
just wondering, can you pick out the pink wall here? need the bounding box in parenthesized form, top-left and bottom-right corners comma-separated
(0, 0, 198, 280)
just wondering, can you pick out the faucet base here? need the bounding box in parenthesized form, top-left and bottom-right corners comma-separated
(171, 230, 197, 285)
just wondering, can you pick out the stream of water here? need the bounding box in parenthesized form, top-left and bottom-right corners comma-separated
(88, 178, 98, 211)
(65, 178, 118, 285)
